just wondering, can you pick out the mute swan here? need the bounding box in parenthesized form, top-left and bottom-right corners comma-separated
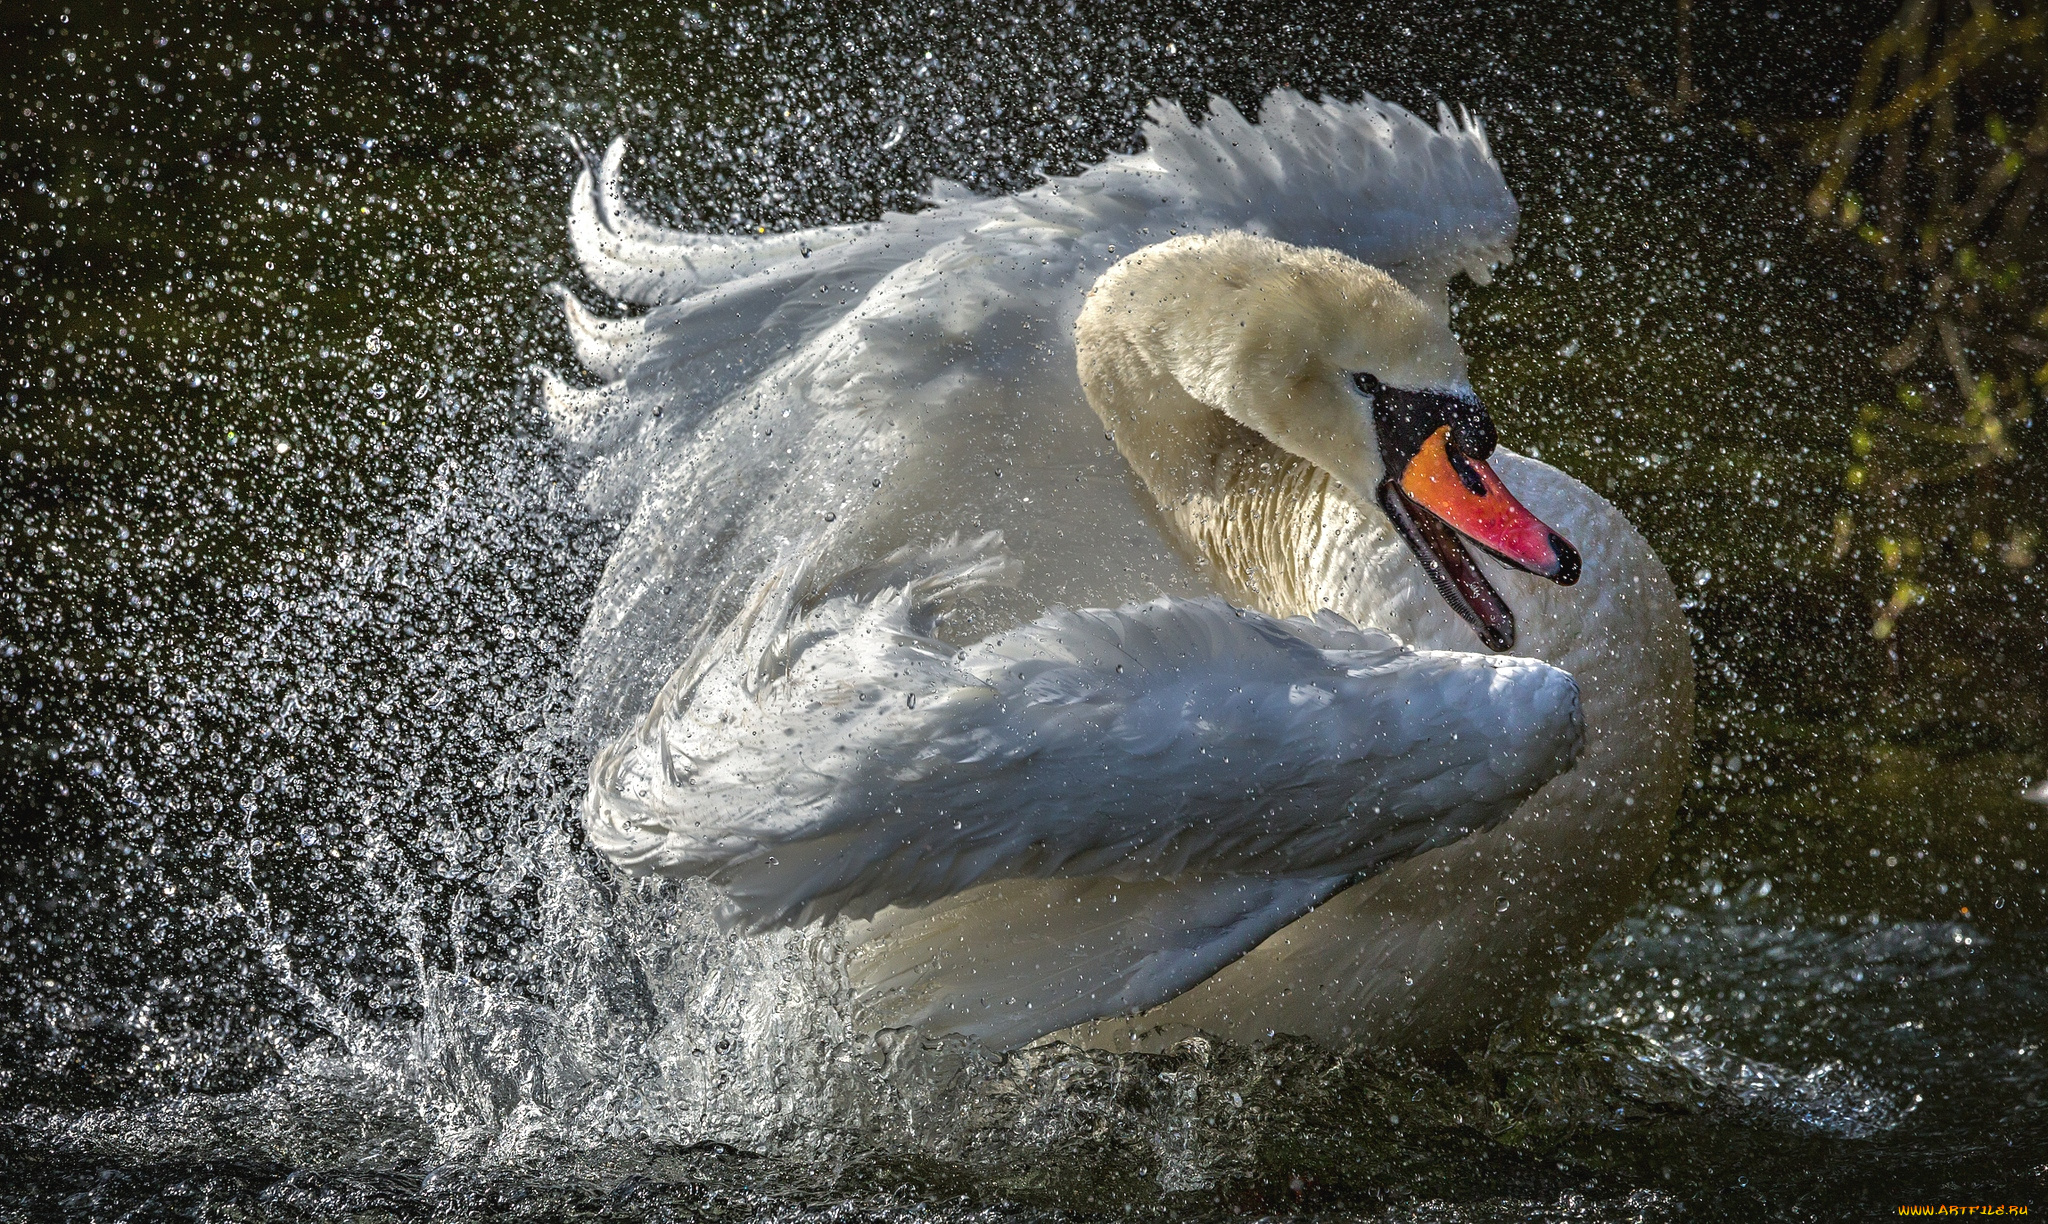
(548, 91, 1692, 1053)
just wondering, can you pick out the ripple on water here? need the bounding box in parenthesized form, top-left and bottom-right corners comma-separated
(1559, 904, 2001, 1140)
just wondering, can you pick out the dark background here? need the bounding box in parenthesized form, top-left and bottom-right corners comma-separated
(2, 1, 2044, 1218)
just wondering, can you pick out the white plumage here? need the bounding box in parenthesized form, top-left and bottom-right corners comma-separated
(589, 534, 1581, 926)
(551, 91, 1692, 1052)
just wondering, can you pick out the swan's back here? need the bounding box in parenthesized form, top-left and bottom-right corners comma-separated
(549, 92, 1518, 746)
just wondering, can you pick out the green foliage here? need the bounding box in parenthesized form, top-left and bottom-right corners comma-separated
(1806, 0, 2048, 639)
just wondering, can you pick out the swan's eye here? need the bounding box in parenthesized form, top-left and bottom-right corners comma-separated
(1352, 372, 1492, 460)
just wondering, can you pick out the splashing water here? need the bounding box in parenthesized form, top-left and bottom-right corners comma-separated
(4, 2, 2045, 1220)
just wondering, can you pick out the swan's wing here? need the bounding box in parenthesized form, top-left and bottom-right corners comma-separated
(571, 137, 989, 308)
(570, 137, 888, 306)
(583, 544, 1579, 1048)
(585, 544, 1583, 927)
(558, 215, 1107, 741)
(568, 88, 1515, 313)
(549, 90, 1524, 745)
(549, 218, 988, 462)
(555, 88, 1517, 439)
(1071, 91, 1518, 306)
(552, 137, 1002, 518)
(842, 874, 1350, 1049)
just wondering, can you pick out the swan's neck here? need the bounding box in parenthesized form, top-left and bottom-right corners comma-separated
(1161, 438, 1356, 620)
(1080, 346, 1356, 619)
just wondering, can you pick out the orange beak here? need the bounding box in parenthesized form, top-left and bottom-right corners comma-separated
(1398, 427, 1580, 586)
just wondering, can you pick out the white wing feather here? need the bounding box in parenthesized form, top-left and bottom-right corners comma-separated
(587, 541, 1580, 918)
(583, 540, 1579, 1044)
(569, 137, 885, 306)
(844, 874, 1351, 1048)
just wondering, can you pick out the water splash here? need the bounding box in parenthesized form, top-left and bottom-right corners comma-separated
(7, 4, 2045, 1219)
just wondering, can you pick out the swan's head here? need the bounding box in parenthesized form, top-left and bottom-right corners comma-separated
(1079, 232, 1579, 651)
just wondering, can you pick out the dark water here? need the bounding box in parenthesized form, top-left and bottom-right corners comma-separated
(3, 1, 2044, 1219)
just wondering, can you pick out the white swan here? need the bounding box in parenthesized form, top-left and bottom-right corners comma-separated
(549, 91, 1693, 1053)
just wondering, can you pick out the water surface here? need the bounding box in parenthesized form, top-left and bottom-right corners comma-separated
(3, 1, 2044, 1218)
